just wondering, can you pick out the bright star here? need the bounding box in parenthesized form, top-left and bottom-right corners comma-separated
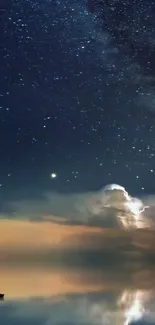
(50, 173, 57, 179)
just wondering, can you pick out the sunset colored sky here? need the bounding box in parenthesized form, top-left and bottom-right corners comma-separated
(0, 217, 155, 258)
(0, 218, 104, 251)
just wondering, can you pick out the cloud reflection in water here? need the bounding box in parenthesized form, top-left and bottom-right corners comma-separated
(0, 265, 155, 325)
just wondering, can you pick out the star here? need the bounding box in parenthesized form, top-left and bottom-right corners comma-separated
(0, 0, 155, 197)
(50, 173, 57, 179)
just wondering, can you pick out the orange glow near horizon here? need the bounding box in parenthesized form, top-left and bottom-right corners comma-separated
(0, 267, 110, 299)
(0, 217, 102, 244)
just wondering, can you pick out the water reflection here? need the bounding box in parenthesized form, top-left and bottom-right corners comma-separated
(118, 290, 147, 324)
(0, 263, 155, 325)
(0, 206, 155, 325)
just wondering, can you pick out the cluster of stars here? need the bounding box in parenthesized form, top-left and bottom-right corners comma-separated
(0, 0, 155, 194)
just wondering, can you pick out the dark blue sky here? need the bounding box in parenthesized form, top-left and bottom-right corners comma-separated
(0, 0, 155, 199)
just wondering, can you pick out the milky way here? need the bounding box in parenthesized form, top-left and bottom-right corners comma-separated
(0, 0, 155, 201)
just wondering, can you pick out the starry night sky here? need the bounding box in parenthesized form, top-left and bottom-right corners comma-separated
(1, 0, 155, 202)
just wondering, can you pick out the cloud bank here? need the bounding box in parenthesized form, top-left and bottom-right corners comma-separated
(2, 183, 155, 230)
(0, 184, 155, 263)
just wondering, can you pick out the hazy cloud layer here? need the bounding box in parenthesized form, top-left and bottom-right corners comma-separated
(1, 184, 155, 230)
(0, 184, 155, 265)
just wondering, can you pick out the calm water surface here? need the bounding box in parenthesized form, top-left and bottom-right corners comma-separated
(0, 261, 155, 325)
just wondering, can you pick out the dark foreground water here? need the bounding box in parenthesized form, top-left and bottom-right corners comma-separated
(1, 259, 155, 325)
(1, 216, 155, 325)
